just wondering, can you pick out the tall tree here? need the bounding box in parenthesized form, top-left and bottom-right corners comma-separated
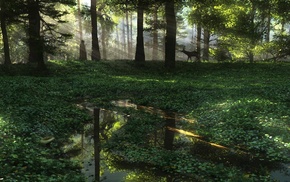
(203, 28, 210, 60)
(122, 17, 126, 58)
(0, 0, 25, 65)
(196, 24, 201, 62)
(91, 0, 101, 61)
(134, 0, 145, 65)
(108, 0, 148, 64)
(125, 10, 130, 59)
(26, 0, 75, 70)
(27, 0, 44, 69)
(164, 0, 176, 69)
(130, 13, 133, 56)
(101, 23, 107, 59)
(0, 0, 12, 65)
(78, 0, 87, 60)
(152, 4, 159, 60)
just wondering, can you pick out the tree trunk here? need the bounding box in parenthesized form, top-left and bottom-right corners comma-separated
(196, 24, 201, 62)
(191, 25, 195, 44)
(203, 29, 210, 61)
(164, 112, 175, 150)
(126, 10, 131, 59)
(101, 24, 107, 60)
(115, 25, 120, 59)
(152, 5, 158, 60)
(77, 0, 83, 41)
(78, 0, 87, 60)
(91, 0, 101, 61)
(80, 40, 87, 60)
(249, 4, 256, 63)
(122, 18, 126, 59)
(0, 14, 11, 65)
(163, 30, 166, 60)
(164, 0, 176, 69)
(249, 50, 254, 63)
(28, 0, 46, 70)
(265, 9, 271, 43)
(130, 13, 133, 54)
(134, 2, 145, 65)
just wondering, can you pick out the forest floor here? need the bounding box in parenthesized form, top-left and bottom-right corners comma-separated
(0, 60, 290, 181)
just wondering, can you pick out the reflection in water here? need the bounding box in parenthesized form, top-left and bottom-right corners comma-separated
(67, 105, 129, 181)
(70, 104, 176, 181)
(164, 112, 176, 150)
(111, 100, 290, 181)
(70, 100, 290, 181)
(93, 108, 100, 182)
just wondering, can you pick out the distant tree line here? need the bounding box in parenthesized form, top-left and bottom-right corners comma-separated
(1, 0, 290, 71)
(187, 0, 290, 63)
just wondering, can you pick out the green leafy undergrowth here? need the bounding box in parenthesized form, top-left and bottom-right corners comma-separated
(0, 76, 90, 181)
(188, 98, 290, 162)
(1, 60, 290, 181)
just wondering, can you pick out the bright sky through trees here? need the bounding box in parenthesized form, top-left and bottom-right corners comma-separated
(82, 0, 90, 5)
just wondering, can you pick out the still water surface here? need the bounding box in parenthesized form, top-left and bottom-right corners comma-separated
(69, 100, 290, 182)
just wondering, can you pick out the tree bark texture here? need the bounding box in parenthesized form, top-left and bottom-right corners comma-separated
(0, 13, 11, 65)
(91, 0, 101, 61)
(126, 11, 131, 59)
(196, 24, 201, 62)
(165, 0, 176, 69)
(134, 2, 145, 65)
(203, 29, 210, 61)
(101, 25, 107, 60)
(28, 0, 46, 70)
(78, 0, 87, 60)
(152, 5, 158, 60)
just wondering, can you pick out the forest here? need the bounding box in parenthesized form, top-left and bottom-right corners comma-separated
(0, 0, 290, 182)
(1, 0, 290, 67)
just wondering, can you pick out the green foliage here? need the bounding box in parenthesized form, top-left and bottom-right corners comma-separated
(185, 0, 290, 62)
(190, 98, 290, 162)
(213, 47, 232, 62)
(1, 60, 290, 181)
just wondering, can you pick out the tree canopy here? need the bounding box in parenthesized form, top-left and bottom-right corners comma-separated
(1, 0, 290, 66)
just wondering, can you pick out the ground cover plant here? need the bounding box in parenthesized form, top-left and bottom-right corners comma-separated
(0, 60, 289, 181)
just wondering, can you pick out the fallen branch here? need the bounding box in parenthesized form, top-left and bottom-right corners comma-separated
(168, 126, 229, 150)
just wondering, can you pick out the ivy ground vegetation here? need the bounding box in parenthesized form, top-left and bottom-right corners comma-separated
(0, 61, 289, 181)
